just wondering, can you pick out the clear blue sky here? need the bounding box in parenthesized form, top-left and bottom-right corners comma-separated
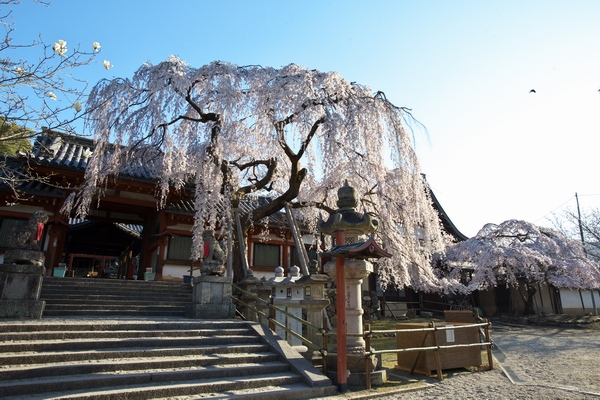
(11, 0, 600, 237)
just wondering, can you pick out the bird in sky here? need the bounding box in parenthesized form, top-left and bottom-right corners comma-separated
(529, 89, 536, 93)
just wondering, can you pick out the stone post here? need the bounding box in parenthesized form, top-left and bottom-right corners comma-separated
(0, 263, 45, 318)
(286, 267, 305, 350)
(237, 274, 260, 322)
(256, 281, 273, 326)
(270, 267, 289, 340)
(343, 260, 374, 364)
(186, 275, 235, 319)
(298, 273, 331, 346)
(0, 211, 49, 319)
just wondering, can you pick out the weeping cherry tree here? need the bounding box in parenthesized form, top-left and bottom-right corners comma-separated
(440, 219, 600, 314)
(63, 57, 450, 290)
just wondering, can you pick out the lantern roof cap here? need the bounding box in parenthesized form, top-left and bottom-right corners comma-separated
(318, 181, 379, 235)
(321, 237, 391, 259)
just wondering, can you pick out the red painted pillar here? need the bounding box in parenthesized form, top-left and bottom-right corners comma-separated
(335, 229, 348, 392)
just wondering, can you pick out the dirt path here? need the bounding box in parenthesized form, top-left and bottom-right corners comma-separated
(378, 323, 600, 399)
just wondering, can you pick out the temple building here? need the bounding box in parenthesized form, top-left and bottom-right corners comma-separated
(0, 129, 466, 289)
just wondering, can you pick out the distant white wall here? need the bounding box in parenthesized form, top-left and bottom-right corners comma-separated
(560, 289, 600, 314)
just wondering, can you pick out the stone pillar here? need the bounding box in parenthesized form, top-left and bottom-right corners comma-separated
(344, 260, 372, 347)
(270, 266, 290, 340)
(324, 258, 374, 372)
(256, 282, 272, 327)
(237, 274, 261, 321)
(186, 275, 235, 319)
(287, 267, 304, 349)
(272, 283, 288, 339)
(298, 273, 331, 346)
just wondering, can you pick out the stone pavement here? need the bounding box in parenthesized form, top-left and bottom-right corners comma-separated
(323, 322, 600, 400)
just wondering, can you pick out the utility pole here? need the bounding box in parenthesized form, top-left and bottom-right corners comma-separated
(575, 193, 598, 316)
(576, 193, 586, 249)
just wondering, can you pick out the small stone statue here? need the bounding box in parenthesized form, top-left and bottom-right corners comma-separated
(6, 211, 49, 251)
(362, 290, 381, 321)
(200, 230, 227, 276)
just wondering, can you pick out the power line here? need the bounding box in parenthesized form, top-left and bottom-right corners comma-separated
(577, 193, 600, 197)
(534, 195, 575, 224)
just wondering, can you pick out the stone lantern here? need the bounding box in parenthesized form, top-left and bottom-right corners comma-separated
(318, 181, 391, 390)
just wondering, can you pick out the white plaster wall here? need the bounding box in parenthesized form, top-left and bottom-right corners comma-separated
(560, 289, 600, 314)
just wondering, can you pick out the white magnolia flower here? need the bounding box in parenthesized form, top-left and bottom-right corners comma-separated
(92, 42, 101, 52)
(14, 67, 25, 74)
(47, 91, 57, 100)
(73, 101, 83, 113)
(53, 40, 68, 56)
(103, 60, 113, 70)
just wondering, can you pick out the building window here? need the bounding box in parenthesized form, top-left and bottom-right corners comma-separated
(253, 243, 280, 267)
(167, 236, 192, 260)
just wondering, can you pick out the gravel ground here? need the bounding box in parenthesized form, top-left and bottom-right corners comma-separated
(376, 323, 600, 400)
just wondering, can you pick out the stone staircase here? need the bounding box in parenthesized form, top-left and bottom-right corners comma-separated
(0, 318, 336, 399)
(40, 277, 193, 317)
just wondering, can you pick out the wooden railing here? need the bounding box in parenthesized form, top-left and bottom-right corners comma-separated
(232, 284, 494, 390)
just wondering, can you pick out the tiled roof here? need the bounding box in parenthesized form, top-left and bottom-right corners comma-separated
(30, 129, 157, 180)
(165, 199, 196, 215)
(69, 218, 142, 239)
(165, 196, 288, 227)
(32, 130, 94, 170)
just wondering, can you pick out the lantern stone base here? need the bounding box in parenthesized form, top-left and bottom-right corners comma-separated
(186, 275, 235, 319)
(0, 263, 45, 319)
(327, 369, 387, 389)
(327, 345, 378, 373)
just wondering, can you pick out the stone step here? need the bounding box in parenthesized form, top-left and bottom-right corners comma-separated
(40, 277, 193, 317)
(42, 290, 191, 301)
(0, 318, 336, 399)
(42, 303, 187, 310)
(0, 373, 318, 400)
(0, 327, 252, 341)
(0, 334, 260, 352)
(41, 308, 188, 317)
(0, 352, 281, 381)
(40, 279, 191, 294)
(41, 285, 192, 293)
(0, 343, 270, 366)
(41, 286, 191, 295)
(42, 276, 191, 288)
(0, 361, 293, 397)
(0, 320, 249, 333)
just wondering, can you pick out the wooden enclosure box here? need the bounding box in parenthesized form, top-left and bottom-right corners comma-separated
(394, 322, 482, 376)
(444, 310, 476, 323)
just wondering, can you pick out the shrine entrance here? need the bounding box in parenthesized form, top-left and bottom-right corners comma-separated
(63, 220, 141, 280)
